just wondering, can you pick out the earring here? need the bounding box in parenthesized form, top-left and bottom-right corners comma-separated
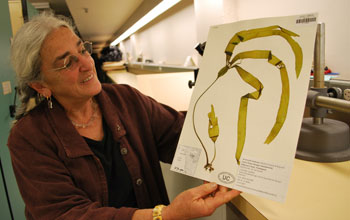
(46, 96, 53, 109)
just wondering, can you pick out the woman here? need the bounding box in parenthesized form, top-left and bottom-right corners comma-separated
(8, 12, 240, 220)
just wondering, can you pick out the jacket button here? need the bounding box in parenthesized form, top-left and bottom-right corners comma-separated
(136, 178, 143, 186)
(120, 147, 128, 155)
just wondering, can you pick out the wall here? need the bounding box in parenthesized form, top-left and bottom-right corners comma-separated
(233, 0, 350, 80)
(193, 0, 350, 79)
(120, 0, 350, 99)
(194, 0, 238, 43)
(120, 0, 197, 66)
(122, 0, 350, 80)
(120, 0, 350, 92)
(118, 0, 197, 112)
(1, 1, 38, 219)
(0, 1, 26, 219)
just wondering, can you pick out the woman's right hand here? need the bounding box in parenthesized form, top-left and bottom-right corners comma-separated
(162, 182, 241, 220)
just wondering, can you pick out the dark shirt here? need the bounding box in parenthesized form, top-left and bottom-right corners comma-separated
(83, 119, 137, 208)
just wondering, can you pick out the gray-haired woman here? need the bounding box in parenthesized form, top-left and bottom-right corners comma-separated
(8, 12, 240, 220)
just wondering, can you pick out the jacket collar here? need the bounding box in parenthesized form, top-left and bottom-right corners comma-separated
(45, 86, 126, 159)
(95, 86, 126, 141)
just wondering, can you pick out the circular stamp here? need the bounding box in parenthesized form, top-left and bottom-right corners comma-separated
(218, 172, 235, 184)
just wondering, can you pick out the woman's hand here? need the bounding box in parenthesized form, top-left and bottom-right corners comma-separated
(162, 182, 241, 220)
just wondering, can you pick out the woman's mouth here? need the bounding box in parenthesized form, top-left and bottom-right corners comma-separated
(82, 74, 93, 83)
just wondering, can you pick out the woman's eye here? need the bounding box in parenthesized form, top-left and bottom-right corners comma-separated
(64, 56, 73, 68)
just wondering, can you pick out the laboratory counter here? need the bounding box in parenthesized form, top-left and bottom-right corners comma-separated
(231, 158, 350, 220)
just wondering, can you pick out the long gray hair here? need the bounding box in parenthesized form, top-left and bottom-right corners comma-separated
(11, 12, 75, 120)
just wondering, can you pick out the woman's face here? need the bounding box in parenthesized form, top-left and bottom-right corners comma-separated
(39, 26, 101, 104)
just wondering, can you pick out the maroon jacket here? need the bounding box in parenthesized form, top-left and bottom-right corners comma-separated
(7, 83, 185, 220)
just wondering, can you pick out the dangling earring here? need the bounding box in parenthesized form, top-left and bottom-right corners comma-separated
(46, 96, 53, 109)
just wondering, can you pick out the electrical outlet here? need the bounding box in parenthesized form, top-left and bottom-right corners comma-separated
(344, 89, 350, 101)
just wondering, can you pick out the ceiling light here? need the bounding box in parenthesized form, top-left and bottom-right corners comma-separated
(110, 0, 181, 46)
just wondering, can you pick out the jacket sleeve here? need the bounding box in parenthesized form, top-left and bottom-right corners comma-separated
(7, 124, 137, 220)
(117, 84, 186, 163)
(148, 100, 186, 163)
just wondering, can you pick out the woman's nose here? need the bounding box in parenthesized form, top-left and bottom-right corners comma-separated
(78, 54, 94, 71)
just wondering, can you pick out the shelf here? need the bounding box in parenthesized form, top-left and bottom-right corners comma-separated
(102, 61, 126, 71)
(126, 62, 198, 74)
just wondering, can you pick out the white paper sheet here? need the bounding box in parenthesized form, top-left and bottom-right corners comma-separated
(171, 14, 318, 202)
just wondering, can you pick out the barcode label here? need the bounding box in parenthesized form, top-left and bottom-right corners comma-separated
(296, 16, 317, 24)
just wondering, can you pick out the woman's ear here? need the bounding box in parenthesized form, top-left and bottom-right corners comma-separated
(29, 82, 52, 97)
